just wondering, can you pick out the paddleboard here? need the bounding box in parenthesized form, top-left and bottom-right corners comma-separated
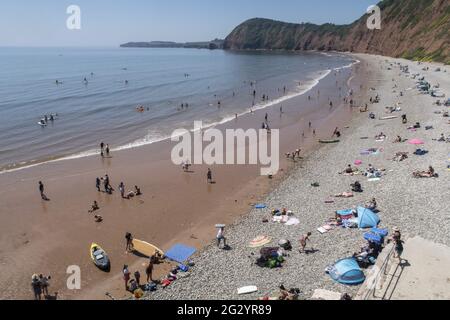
(132, 239, 164, 257)
(238, 286, 258, 295)
(379, 116, 398, 120)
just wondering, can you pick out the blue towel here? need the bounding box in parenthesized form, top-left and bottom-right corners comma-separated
(165, 244, 196, 263)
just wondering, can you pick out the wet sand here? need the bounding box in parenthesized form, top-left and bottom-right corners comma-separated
(0, 61, 359, 300)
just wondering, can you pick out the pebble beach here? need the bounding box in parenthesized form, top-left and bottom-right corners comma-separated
(146, 54, 450, 300)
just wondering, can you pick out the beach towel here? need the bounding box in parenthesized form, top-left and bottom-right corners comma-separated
(255, 204, 267, 209)
(164, 244, 196, 263)
(285, 218, 300, 226)
(311, 289, 342, 300)
(249, 236, 272, 248)
(368, 178, 381, 182)
(317, 225, 333, 234)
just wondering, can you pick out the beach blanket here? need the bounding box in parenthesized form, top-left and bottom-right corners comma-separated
(360, 148, 383, 156)
(317, 225, 333, 234)
(164, 244, 196, 263)
(285, 218, 300, 226)
(368, 178, 381, 182)
(272, 216, 289, 223)
(255, 204, 267, 209)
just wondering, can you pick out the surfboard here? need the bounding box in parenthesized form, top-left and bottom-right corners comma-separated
(132, 239, 164, 257)
(379, 116, 398, 120)
(237, 286, 258, 295)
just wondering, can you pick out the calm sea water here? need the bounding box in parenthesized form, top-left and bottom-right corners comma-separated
(0, 47, 354, 171)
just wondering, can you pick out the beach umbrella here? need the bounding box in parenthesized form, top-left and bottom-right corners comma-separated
(408, 138, 424, 145)
(249, 235, 272, 248)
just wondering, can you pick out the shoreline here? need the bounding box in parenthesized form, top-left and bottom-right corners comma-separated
(0, 54, 357, 300)
(0, 55, 357, 175)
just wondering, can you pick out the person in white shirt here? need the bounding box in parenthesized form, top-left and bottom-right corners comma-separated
(216, 227, 226, 248)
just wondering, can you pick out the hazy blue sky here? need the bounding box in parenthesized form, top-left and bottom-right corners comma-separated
(0, 0, 378, 47)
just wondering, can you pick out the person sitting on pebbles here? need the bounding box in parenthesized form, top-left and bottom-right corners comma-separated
(413, 166, 437, 178)
(375, 132, 386, 140)
(365, 198, 377, 211)
(340, 164, 358, 175)
(351, 181, 363, 193)
(94, 215, 103, 223)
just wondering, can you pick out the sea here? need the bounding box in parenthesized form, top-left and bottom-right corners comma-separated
(0, 47, 356, 172)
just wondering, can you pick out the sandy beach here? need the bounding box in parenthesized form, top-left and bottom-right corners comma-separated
(141, 54, 450, 300)
(0, 57, 357, 300)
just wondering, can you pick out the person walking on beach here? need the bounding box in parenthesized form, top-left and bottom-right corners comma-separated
(100, 142, 104, 157)
(96, 177, 101, 192)
(31, 274, 42, 300)
(39, 274, 50, 298)
(104, 174, 111, 193)
(207, 168, 213, 184)
(125, 232, 133, 252)
(216, 226, 227, 248)
(134, 270, 141, 287)
(388, 227, 404, 262)
(105, 144, 110, 157)
(38, 181, 47, 200)
(299, 232, 312, 253)
(119, 182, 125, 198)
(122, 265, 130, 291)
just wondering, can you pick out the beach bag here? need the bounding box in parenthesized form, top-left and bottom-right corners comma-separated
(161, 279, 171, 288)
(267, 259, 278, 269)
(178, 264, 189, 272)
(144, 282, 157, 292)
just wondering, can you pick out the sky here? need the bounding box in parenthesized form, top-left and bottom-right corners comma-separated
(0, 0, 378, 47)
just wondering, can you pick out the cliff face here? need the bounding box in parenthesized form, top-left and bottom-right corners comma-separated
(223, 0, 450, 63)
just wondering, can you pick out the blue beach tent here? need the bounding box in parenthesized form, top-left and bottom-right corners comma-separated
(357, 207, 380, 229)
(328, 258, 366, 285)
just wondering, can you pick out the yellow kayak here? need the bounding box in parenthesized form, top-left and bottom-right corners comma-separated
(90, 243, 110, 271)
